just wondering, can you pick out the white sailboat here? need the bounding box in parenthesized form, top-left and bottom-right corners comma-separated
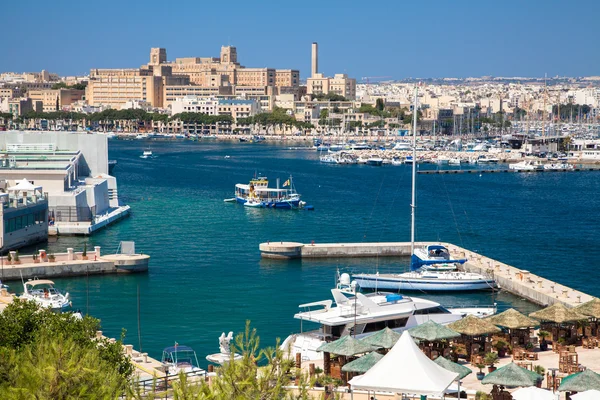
(352, 85, 497, 292)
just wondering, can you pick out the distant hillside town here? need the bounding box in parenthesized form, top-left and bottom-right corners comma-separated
(1, 43, 600, 136)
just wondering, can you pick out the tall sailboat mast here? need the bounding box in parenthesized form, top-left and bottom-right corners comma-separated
(411, 85, 418, 255)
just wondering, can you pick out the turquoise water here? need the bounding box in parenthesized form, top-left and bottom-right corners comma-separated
(24, 140, 600, 363)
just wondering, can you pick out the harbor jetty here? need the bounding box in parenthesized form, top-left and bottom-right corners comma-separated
(0, 246, 149, 281)
(259, 241, 594, 307)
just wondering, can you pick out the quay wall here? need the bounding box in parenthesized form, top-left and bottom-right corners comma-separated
(0, 247, 149, 281)
(259, 241, 595, 307)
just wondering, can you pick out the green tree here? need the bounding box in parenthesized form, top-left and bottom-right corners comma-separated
(2, 335, 127, 399)
(319, 109, 329, 120)
(208, 321, 297, 399)
(375, 98, 385, 111)
(0, 299, 133, 384)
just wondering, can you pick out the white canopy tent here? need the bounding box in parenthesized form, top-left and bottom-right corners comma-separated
(571, 390, 600, 400)
(349, 331, 458, 397)
(511, 386, 557, 400)
(7, 178, 42, 192)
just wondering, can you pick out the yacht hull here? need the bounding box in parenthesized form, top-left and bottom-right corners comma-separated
(352, 274, 497, 291)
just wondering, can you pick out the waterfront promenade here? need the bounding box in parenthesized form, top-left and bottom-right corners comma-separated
(260, 241, 594, 307)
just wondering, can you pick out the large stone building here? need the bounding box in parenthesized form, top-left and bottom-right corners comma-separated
(86, 46, 300, 110)
(306, 42, 356, 100)
(28, 88, 85, 112)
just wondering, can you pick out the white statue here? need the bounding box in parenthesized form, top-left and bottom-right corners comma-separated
(219, 331, 234, 354)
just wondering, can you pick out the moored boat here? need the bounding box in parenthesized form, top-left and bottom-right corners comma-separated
(20, 279, 70, 310)
(509, 160, 544, 171)
(351, 85, 496, 292)
(161, 345, 206, 376)
(280, 277, 496, 361)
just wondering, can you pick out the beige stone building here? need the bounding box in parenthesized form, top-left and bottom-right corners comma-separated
(28, 88, 85, 112)
(305, 43, 357, 100)
(86, 46, 299, 110)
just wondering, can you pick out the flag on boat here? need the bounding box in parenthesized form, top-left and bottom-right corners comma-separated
(283, 179, 290, 187)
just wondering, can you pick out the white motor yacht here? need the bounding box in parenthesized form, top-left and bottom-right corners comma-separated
(281, 283, 496, 361)
(20, 279, 70, 310)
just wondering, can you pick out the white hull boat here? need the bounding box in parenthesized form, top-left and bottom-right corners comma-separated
(350, 86, 496, 293)
(20, 279, 70, 310)
(281, 279, 496, 362)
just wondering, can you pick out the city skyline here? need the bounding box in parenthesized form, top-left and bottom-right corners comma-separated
(3, 0, 600, 78)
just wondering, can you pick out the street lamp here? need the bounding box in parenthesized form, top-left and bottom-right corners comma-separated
(548, 367, 558, 392)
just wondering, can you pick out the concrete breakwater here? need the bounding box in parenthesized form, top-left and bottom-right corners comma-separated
(259, 241, 594, 307)
(0, 247, 149, 281)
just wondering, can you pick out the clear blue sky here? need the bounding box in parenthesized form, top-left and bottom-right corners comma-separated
(3, 0, 600, 79)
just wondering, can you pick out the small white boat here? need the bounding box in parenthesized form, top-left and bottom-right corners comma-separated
(448, 158, 462, 165)
(543, 162, 573, 171)
(366, 157, 383, 166)
(140, 150, 153, 159)
(244, 198, 265, 208)
(161, 345, 206, 376)
(509, 160, 544, 171)
(391, 158, 404, 166)
(20, 279, 70, 310)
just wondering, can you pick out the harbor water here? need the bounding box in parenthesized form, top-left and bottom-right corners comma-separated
(22, 140, 600, 363)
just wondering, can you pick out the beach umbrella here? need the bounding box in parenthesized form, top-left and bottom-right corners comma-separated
(511, 386, 555, 400)
(558, 369, 600, 392)
(360, 327, 401, 349)
(574, 298, 600, 319)
(571, 389, 600, 399)
(529, 303, 588, 324)
(447, 315, 502, 336)
(408, 320, 461, 342)
(433, 356, 472, 380)
(341, 351, 384, 373)
(317, 335, 378, 357)
(486, 308, 538, 329)
(481, 362, 541, 387)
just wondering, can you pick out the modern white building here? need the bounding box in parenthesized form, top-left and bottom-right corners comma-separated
(0, 180, 48, 252)
(171, 96, 219, 115)
(0, 132, 129, 235)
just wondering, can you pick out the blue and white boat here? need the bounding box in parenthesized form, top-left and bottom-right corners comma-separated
(234, 175, 305, 209)
(352, 85, 497, 292)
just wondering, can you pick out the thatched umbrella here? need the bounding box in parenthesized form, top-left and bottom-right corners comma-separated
(433, 356, 472, 399)
(529, 303, 588, 324)
(433, 356, 472, 380)
(486, 308, 538, 330)
(360, 327, 401, 349)
(574, 298, 600, 319)
(481, 362, 541, 387)
(341, 351, 383, 374)
(408, 320, 461, 342)
(317, 335, 378, 357)
(448, 315, 502, 336)
(558, 369, 600, 392)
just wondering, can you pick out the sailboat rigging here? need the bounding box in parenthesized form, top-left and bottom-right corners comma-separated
(352, 84, 497, 292)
